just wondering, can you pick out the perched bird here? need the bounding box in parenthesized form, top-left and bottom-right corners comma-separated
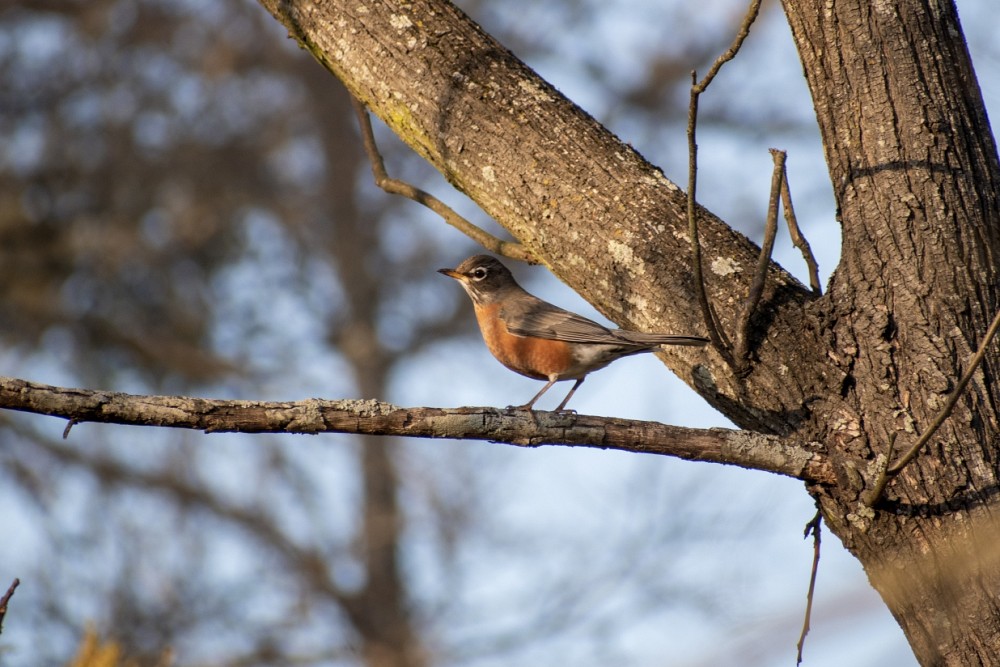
(438, 254, 708, 411)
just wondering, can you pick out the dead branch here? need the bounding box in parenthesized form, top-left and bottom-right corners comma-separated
(0, 376, 833, 484)
(778, 160, 821, 295)
(796, 508, 823, 665)
(734, 149, 784, 372)
(686, 76, 732, 360)
(691, 0, 764, 95)
(0, 578, 19, 636)
(686, 0, 764, 364)
(351, 97, 536, 263)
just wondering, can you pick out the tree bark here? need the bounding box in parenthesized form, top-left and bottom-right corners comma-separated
(259, 0, 832, 435)
(781, 1, 1000, 664)
(253, 1, 1000, 663)
(2, 0, 997, 663)
(0, 376, 833, 484)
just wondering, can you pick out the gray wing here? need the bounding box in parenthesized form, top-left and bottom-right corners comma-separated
(500, 293, 708, 348)
(503, 298, 625, 344)
(502, 295, 706, 346)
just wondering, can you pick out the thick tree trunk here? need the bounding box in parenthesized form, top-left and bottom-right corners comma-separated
(257, 1, 1000, 664)
(783, 0, 1000, 664)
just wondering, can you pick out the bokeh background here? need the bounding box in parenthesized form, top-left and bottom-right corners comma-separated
(1, 1, 997, 665)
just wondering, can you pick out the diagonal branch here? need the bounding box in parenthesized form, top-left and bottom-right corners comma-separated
(796, 507, 823, 665)
(778, 159, 821, 295)
(733, 148, 784, 372)
(351, 97, 536, 263)
(0, 578, 18, 637)
(0, 376, 833, 484)
(259, 0, 820, 438)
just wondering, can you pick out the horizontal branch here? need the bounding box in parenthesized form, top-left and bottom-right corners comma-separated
(0, 376, 833, 484)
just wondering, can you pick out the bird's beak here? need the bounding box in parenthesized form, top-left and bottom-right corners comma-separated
(437, 268, 464, 281)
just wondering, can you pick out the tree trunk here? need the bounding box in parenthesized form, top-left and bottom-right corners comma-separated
(253, 0, 999, 663)
(782, 1, 1000, 664)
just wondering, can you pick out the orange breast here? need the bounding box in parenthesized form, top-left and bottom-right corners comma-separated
(473, 302, 575, 381)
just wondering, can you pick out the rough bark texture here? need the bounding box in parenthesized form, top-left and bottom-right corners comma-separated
(782, 0, 1000, 664)
(260, 0, 832, 436)
(251, 1, 1000, 664)
(0, 0, 993, 663)
(0, 376, 833, 483)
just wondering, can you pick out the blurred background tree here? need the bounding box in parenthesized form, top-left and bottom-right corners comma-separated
(0, 1, 996, 666)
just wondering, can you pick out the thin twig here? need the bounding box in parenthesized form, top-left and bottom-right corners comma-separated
(0, 578, 20, 636)
(350, 97, 535, 263)
(796, 509, 823, 666)
(686, 77, 733, 359)
(734, 149, 784, 371)
(861, 433, 897, 508)
(686, 0, 763, 362)
(887, 307, 1000, 474)
(692, 0, 765, 94)
(778, 161, 821, 294)
(864, 306, 1000, 507)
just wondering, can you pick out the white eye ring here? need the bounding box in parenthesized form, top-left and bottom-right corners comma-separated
(471, 268, 488, 280)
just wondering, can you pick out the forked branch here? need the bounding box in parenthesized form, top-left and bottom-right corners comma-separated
(733, 149, 784, 372)
(686, 0, 764, 365)
(732, 149, 821, 371)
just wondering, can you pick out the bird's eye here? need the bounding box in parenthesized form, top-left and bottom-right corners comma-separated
(471, 268, 488, 280)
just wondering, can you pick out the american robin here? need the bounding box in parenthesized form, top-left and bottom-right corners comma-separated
(438, 254, 708, 411)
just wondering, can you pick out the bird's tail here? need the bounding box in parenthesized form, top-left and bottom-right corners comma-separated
(615, 332, 709, 346)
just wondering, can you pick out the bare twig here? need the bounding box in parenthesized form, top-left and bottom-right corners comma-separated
(887, 307, 1000, 474)
(861, 433, 897, 508)
(796, 509, 823, 666)
(686, 79, 732, 360)
(778, 162, 821, 294)
(864, 307, 1000, 507)
(692, 0, 765, 95)
(0, 578, 20, 636)
(686, 0, 764, 364)
(351, 97, 536, 263)
(734, 149, 784, 371)
(0, 376, 834, 484)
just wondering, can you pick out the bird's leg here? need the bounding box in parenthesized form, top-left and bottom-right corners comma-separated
(554, 378, 585, 412)
(512, 378, 558, 411)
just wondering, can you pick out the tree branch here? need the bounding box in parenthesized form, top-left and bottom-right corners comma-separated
(686, 0, 765, 366)
(257, 0, 820, 440)
(777, 157, 821, 295)
(0, 376, 833, 484)
(733, 148, 784, 372)
(796, 508, 823, 665)
(351, 97, 536, 263)
(0, 578, 18, 637)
